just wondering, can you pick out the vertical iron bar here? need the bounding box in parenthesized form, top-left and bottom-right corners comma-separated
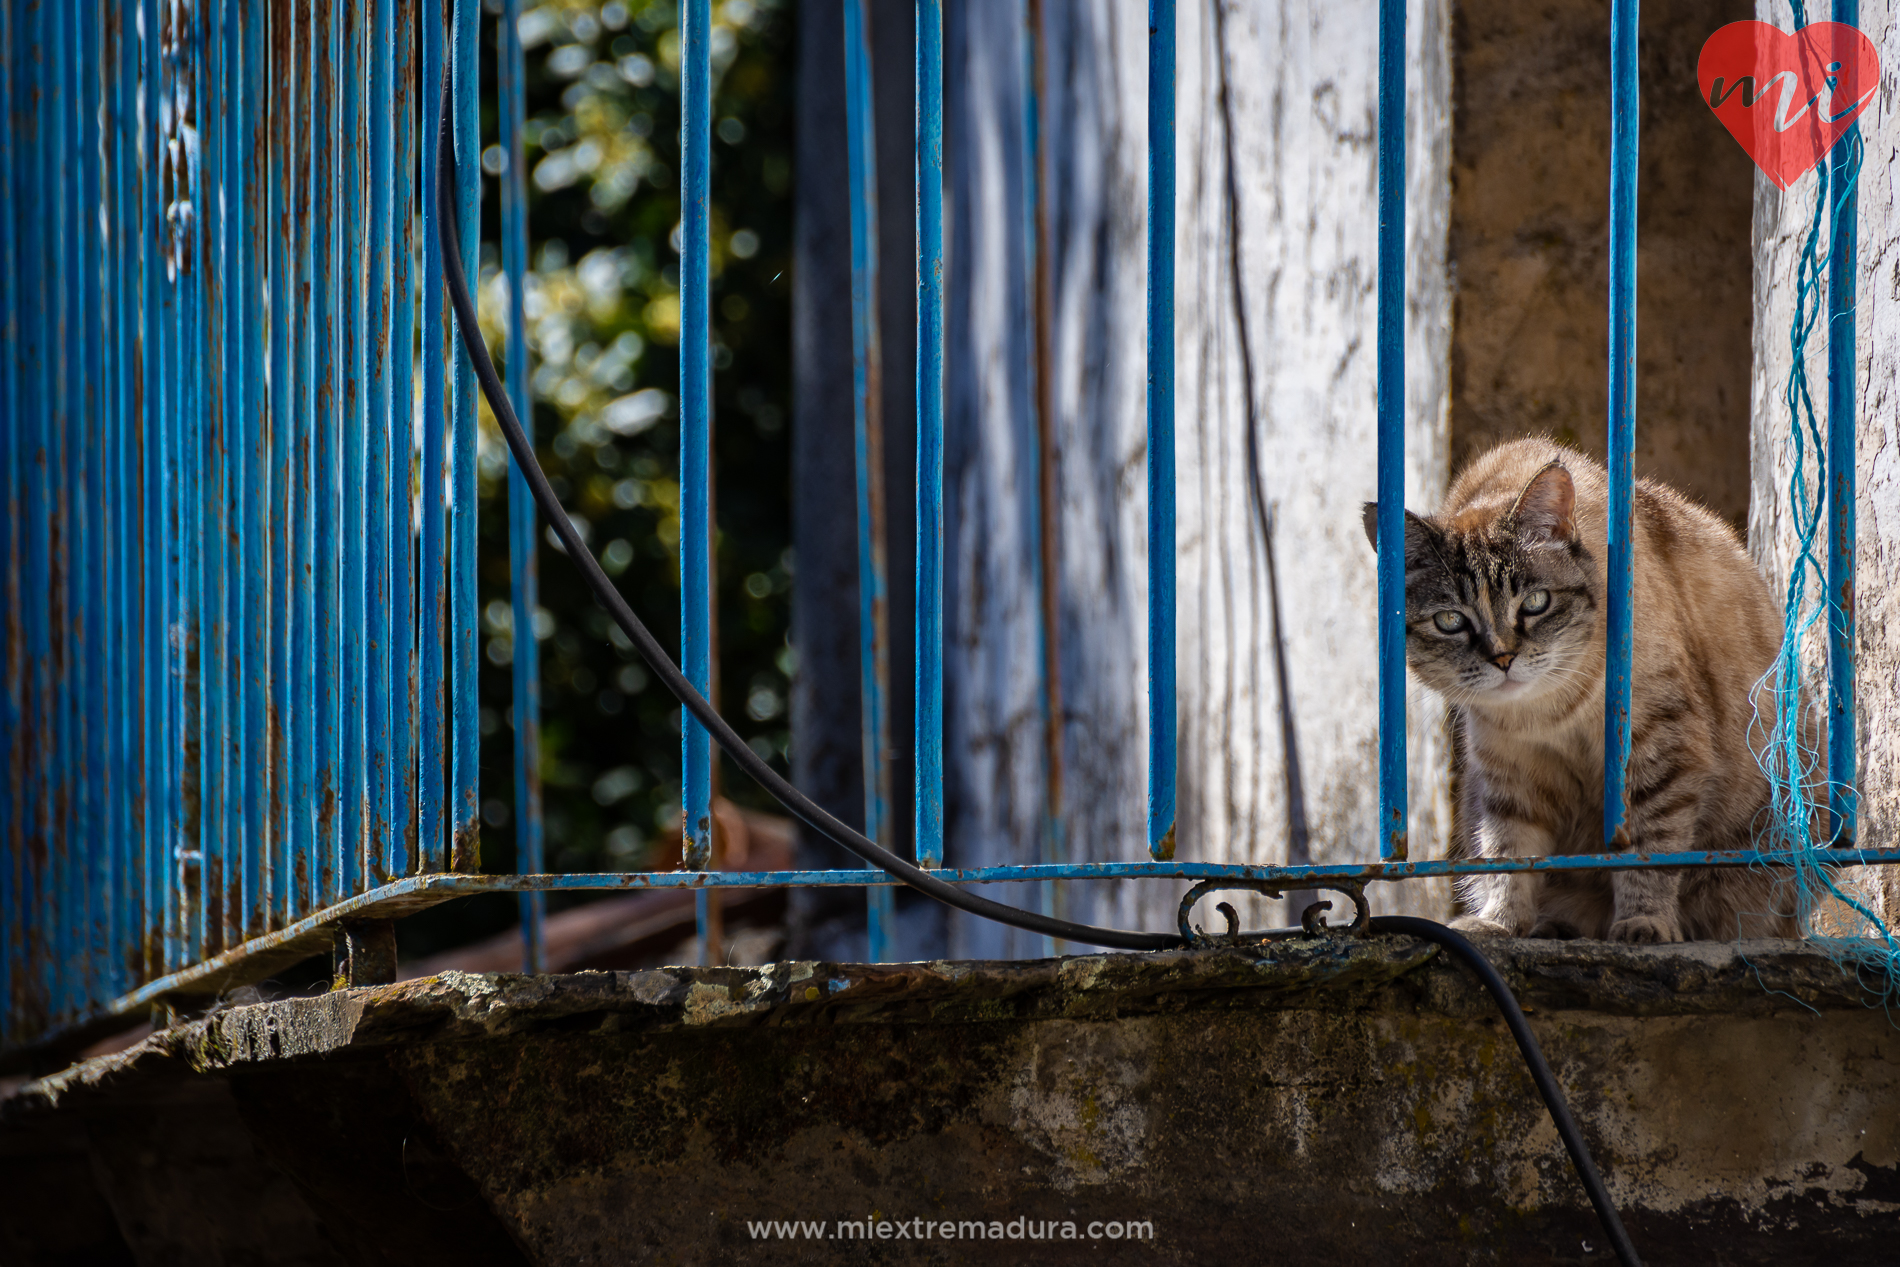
(500, 0, 545, 970)
(104, 0, 127, 995)
(53, 0, 74, 1023)
(294, 0, 321, 918)
(0, 0, 12, 1050)
(142, 0, 171, 976)
(115, 0, 141, 985)
(314, 0, 342, 905)
(341, 0, 368, 898)
(31, 0, 55, 1020)
(367, 0, 395, 888)
(1603, 0, 1638, 845)
(914, 0, 943, 869)
(24, 0, 49, 1017)
(241, 0, 270, 938)
(62, 0, 84, 1018)
(204, 0, 232, 958)
(449, 0, 480, 872)
(1144, 0, 1175, 860)
(844, 0, 895, 958)
(1, 0, 17, 1045)
(392, 0, 419, 879)
(81, 0, 109, 1005)
(270, 0, 297, 929)
(1024, 0, 1064, 949)
(186, 0, 209, 971)
(419, 0, 448, 875)
(1375, 0, 1406, 860)
(1826, 0, 1859, 845)
(681, 0, 713, 874)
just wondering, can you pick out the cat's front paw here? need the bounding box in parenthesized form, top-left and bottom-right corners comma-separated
(1608, 914, 1683, 944)
(1449, 915, 1515, 938)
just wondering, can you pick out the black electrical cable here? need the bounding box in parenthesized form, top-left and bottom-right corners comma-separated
(432, 81, 1636, 1262)
(432, 95, 1176, 952)
(1369, 917, 1643, 1267)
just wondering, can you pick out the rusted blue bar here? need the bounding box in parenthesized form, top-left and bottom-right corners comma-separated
(0, 0, 16, 1045)
(391, 0, 419, 880)
(1826, 0, 1859, 845)
(313, 0, 343, 908)
(80, 0, 109, 998)
(182, 0, 208, 973)
(419, 0, 449, 876)
(1602, 0, 1637, 845)
(141, 0, 170, 975)
(500, 0, 544, 970)
(367, 0, 395, 884)
(203, 0, 233, 959)
(111, 0, 137, 987)
(64, 0, 87, 1016)
(264, 0, 287, 927)
(340, 0, 368, 900)
(290, 0, 319, 920)
(99, 0, 118, 994)
(47, 0, 71, 1018)
(1144, 0, 1175, 861)
(30, 0, 49, 1008)
(112, 0, 140, 987)
(915, 0, 944, 869)
(240, 0, 270, 939)
(449, 0, 480, 872)
(843, 0, 894, 958)
(1375, 0, 1406, 861)
(51, 0, 75, 1022)
(1022, 0, 1063, 953)
(681, 0, 714, 875)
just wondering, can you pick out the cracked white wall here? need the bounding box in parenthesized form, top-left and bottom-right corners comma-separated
(943, 0, 1454, 958)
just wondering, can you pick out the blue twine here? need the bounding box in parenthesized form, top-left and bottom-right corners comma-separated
(1750, 3, 1898, 998)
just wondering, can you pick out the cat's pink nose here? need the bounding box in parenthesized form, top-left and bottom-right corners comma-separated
(1491, 652, 1516, 672)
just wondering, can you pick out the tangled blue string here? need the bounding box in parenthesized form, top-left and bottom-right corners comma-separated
(1750, 3, 1898, 999)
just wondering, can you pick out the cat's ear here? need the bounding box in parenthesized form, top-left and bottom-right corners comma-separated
(1509, 461, 1576, 547)
(1363, 503, 1442, 563)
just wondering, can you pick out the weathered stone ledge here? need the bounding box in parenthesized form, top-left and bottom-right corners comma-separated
(2, 936, 1894, 1265)
(5, 933, 1884, 1123)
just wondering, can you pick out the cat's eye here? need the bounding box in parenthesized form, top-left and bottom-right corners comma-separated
(1520, 589, 1551, 616)
(1432, 610, 1467, 633)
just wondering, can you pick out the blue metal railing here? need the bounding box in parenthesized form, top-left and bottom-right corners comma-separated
(499, 0, 544, 971)
(1375, 0, 1407, 862)
(1603, 0, 1638, 847)
(3, 0, 1893, 1060)
(1826, 0, 1860, 846)
(841, 0, 898, 959)
(2, 0, 480, 1053)
(1145, 0, 1177, 861)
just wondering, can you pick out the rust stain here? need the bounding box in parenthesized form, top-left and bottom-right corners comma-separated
(452, 813, 481, 875)
(204, 854, 225, 957)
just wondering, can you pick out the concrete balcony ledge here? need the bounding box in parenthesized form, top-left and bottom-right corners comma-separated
(1, 935, 1895, 1265)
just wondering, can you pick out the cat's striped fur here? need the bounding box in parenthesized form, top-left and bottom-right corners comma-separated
(1367, 438, 1795, 941)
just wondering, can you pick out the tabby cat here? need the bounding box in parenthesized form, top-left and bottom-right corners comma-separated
(1365, 438, 1795, 941)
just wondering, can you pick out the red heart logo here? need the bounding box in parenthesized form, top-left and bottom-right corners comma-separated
(1698, 21, 1879, 189)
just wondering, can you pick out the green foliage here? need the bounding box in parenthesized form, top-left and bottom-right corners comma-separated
(473, 0, 792, 881)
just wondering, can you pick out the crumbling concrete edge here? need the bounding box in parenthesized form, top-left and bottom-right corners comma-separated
(2, 934, 1885, 1128)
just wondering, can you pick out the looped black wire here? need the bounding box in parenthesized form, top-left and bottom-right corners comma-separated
(432, 77, 1637, 1265)
(432, 88, 1177, 952)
